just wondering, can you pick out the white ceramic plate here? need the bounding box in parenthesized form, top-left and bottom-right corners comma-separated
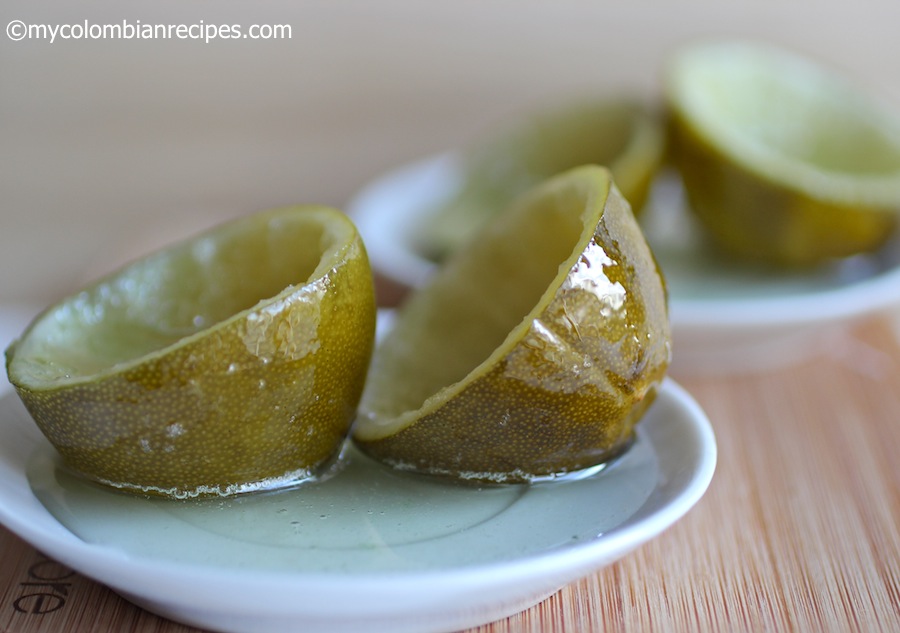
(0, 378, 714, 633)
(349, 154, 900, 373)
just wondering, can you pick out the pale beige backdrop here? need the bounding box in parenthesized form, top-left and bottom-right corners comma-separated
(2, 0, 900, 307)
(3, 5, 900, 633)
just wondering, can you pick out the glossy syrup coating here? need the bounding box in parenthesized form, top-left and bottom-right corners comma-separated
(355, 167, 670, 483)
(6, 207, 376, 498)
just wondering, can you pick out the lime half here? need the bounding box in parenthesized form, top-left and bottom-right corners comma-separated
(6, 206, 376, 498)
(666, 39, 900, 266)
(416, 98, 665, 263)
(355, 166, 671, 483)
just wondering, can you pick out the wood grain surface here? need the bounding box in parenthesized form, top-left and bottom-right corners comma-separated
(1, 317, 898, 633)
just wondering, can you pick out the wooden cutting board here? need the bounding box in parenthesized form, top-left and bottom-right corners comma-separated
(2, 317, 898, 633)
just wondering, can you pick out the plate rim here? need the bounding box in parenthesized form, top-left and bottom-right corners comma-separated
(0, 378, 715, 625)
(349, 151, 900, 330)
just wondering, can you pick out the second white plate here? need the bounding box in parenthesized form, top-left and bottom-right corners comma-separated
(349, 154, 900, 373)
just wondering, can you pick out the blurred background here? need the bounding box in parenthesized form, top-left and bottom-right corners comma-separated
(2, 0, 900, 308)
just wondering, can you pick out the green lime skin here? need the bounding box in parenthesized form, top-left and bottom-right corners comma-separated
(669, 112, 899, 267)
(416, 99, 666, 263)
(355, 167, 671, 483)
(5, 207, 376, 498)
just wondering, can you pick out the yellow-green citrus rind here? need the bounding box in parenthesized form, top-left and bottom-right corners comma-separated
(5, 206, 376, 498)
(355, 166, 670, 483)
(416, 98, 666, 263)
(666, 40, 900, 266)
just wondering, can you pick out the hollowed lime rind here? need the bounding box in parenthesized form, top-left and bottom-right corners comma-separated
(358, 169, 615, 440)
(8, 206, 361, 388)
(415, 99, 666, 263)
(355, 166, 670, 482)
(666, 40, 900, 265)
(5, 206, 377, 498)
(667, 40, 900, 205)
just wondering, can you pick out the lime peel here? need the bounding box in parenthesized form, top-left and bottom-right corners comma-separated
(666, 39, 900, 266)
(355, 166, 670, 483)
(415, 98, 666, 263)
(6, 205, 376, 498)
(669, 42, 900, 207)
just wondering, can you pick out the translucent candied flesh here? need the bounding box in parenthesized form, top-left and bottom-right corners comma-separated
(11, 211, 349, 385)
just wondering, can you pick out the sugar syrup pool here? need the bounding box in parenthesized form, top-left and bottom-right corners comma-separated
(27, 438, 658, 574)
